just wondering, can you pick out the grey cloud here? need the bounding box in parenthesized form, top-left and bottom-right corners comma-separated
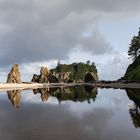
(81, 27, 112, 54)
(0, 0, 139, 66)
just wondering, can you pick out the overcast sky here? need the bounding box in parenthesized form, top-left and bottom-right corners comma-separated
(0, 0, 140, 82)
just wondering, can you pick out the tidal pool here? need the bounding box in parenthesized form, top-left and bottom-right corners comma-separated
(0, 86, 140, 140)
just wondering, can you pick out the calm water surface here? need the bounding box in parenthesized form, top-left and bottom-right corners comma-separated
(0, 86, 140, 140)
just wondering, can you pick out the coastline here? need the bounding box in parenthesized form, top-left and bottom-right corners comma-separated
(0, 82, 140, 92)
(0, 83, 83, 91)
(96, 82, 140, 89)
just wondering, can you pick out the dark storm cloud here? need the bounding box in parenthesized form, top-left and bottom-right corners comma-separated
(0, 0, 140, 66)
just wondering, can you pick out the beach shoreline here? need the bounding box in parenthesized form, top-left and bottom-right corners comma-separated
(0, 82, 140, 92)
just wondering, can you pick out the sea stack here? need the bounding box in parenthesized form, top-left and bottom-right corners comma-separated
(39, 67, 50, 83)
(32, 66, 53, 83)
(7, 64, 21, 83)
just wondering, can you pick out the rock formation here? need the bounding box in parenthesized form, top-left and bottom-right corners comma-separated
(7, 64, 21, 83)
(32, 62, 99, 83)
(39, 67, 50, 83)
(32, 74, 40, 83)
(32, 67, 50, 83)
(48, 75, 59, 83)
(53, 72, 70, 83)
(84, 72, 98, 83)
(50, 62, 98, 83)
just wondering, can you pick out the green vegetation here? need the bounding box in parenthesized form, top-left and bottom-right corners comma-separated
(126, 89, 140, 101)
(51, 61, 98, 82)
(124, 28, 140, 80)
(128, 28, 140, 61)
(124, 53, 140, 80)
(54, 86, 98, 103)
(126, 89, 140, 128)
(33, 86, 98, 103)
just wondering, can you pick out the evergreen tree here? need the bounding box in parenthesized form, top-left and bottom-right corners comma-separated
(86, 60, 90, 65)
(128, 28, 140, 61)
(56, 61, 61, 72)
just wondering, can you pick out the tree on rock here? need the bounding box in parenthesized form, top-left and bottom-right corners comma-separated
(128, 28, 140, 61)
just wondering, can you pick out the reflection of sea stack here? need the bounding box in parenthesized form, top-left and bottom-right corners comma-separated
(53, 86, 98, 103)
(7, 64, 21, 83)
(40, 88, 50, 102)
(126, 89, 140, 128)
(7, 90, 21, 109)
(33, 86, 98, 103)
(33, 88, 51, 102)
(129, 105, 140, 128)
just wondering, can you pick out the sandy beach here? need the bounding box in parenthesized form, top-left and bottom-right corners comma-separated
(0, 82, 140, 92)
(96, 82, 140, 89)
(0, 83, 81, 91)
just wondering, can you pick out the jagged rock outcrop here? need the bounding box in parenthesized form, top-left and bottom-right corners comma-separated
(31, 66, 59, 83)
(7, 64, 21, 83)
(39, 67, 50, 83)
(32, 67, 49, 83)
(32, 62, 99, 83)
(32, 74, 40, 83)
(48, 75, 59, 83)
(84, 72, 98, 83)
(7, 90, 21, 109)
(53, 72, 70, 83)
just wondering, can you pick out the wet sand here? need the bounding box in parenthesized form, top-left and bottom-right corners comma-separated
(96, 82, 140, 89)
(0, 83, 81, 91)
(0, 82, 140, 92)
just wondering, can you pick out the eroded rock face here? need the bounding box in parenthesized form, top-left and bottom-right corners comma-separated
(84, 72, 98, 83)
(7, 64, 21, 83)
(32, 66, 72, 83)
(53, 72, 70, 83)
(40, 67, 50, 76)
(32, 66, 59, 83)
(48, 75, 59, 83)
(39, 67, 50, 83)
(32, 74, 40, 83)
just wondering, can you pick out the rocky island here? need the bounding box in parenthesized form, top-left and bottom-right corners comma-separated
(32, 61, 98, 84)
(0, 62, 99, 91)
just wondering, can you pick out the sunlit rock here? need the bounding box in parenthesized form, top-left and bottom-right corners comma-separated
(39, 67, 50, 83)
(53, 72, 70, 83)
(7, 64, 21, 83)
